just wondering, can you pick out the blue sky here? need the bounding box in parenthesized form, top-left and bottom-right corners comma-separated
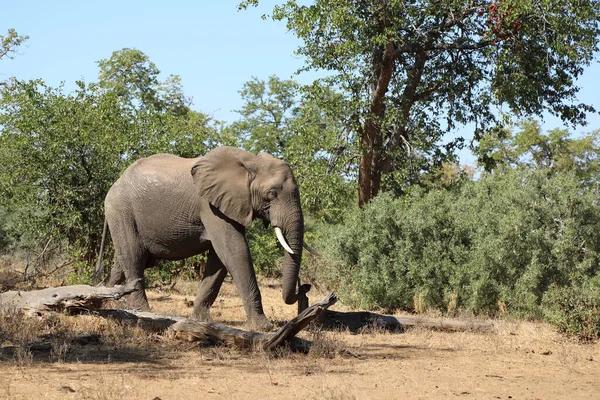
(2, 1, 599, 166)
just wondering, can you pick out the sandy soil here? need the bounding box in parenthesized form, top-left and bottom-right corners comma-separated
(1, 278, 599, 400)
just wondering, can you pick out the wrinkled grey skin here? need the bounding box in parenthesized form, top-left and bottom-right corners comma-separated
(103, 146, 304, 329)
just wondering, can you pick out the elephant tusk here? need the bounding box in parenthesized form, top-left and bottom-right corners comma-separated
(274, 227, 294, 255)
(303, 241, 321, 256)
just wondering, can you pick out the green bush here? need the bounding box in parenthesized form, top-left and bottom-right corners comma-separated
(247, 217, 322, 279)
(247, 220, 284, 278)
(144, 255, 206, 285)
(542, 279, 600, 341)
(310, 168, 600, 338)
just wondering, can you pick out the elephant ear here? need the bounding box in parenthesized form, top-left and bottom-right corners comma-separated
(191, 147, 255, 227)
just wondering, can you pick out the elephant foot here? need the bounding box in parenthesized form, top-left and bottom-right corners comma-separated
(191, 308, 212, 322)
(248, 315, 274, 332)
(125, 294, 151, 312)
(127, 302, 151, 312)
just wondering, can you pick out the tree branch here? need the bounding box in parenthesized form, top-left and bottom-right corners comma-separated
(395, 40, 492, 57)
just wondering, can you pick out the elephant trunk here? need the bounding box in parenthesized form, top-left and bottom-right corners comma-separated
(276, 204, 304, 305)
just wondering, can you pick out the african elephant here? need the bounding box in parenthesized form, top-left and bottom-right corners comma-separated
(98, 146, 312, 329)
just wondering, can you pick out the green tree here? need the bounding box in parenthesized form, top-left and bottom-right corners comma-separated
(229, 76, 355, 221)
(0, 208, 12, 251)
(233, 76, 300, 156)
(0, 80, 132, 262)
(0, 29, 28, 253)
(476, 119, 600, 185)
(97, 48, 189, 116)
(310, 168, 600, 339)
(241, 0, 600, 206)
(96, 48, 228, 159)
(0, 49, 223, 270)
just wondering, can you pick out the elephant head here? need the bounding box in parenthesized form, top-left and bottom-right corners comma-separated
(190, 146, 306, 305)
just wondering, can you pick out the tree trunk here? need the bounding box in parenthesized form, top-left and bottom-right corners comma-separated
(1, 284, 493, 355)
(358, 41, 395, 208)
(358, 124, 375, 208)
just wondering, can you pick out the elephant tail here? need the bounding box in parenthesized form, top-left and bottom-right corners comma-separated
(93, 218, 109, 285)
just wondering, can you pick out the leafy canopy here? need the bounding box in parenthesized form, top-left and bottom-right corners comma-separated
(228, 75, 356, 221)
(476, 119, 600, 186)
(241, 0, 600, 204)
(97, 48, 190, 116)
(0, 49, 223, 266)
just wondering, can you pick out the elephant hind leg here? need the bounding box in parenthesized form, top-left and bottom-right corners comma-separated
(108, 216, 151, 311)
(192, 249, 227, 321)
(121, 253, 152, 311)
(106, 259, 125, 287)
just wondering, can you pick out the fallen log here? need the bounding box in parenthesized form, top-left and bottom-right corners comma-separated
(320, 310, 493, 332)
(94, 292, 338, 352)
(0, 279, 141, 314)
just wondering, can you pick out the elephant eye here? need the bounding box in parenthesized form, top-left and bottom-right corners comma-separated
(267, 189, 278, 200)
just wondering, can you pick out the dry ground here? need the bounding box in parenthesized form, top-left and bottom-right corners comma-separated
(1, 277, 599, 400)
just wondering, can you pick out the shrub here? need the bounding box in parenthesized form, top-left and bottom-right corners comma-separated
(247, 220, 283, 278)
(247, 217, 322, 279)
(542, 278, 600, 341)
(311, 168, 600, 338)
(144, 256, 206, 285)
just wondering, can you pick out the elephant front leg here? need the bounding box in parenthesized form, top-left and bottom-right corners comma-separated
(192, 249, 227, 321)
(226, 260, 272, 331)
(211, 235, 272, 330)
(200, 208, 272, 330)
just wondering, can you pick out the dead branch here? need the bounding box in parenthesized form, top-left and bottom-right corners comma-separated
(263, 291, 337, 350)
(36, 259, 76, 279)
(1, 282, 322, 352)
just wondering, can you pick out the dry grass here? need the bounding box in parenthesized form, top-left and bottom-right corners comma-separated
(1, 273, 599, 399)
(0, 257, 24, 291)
